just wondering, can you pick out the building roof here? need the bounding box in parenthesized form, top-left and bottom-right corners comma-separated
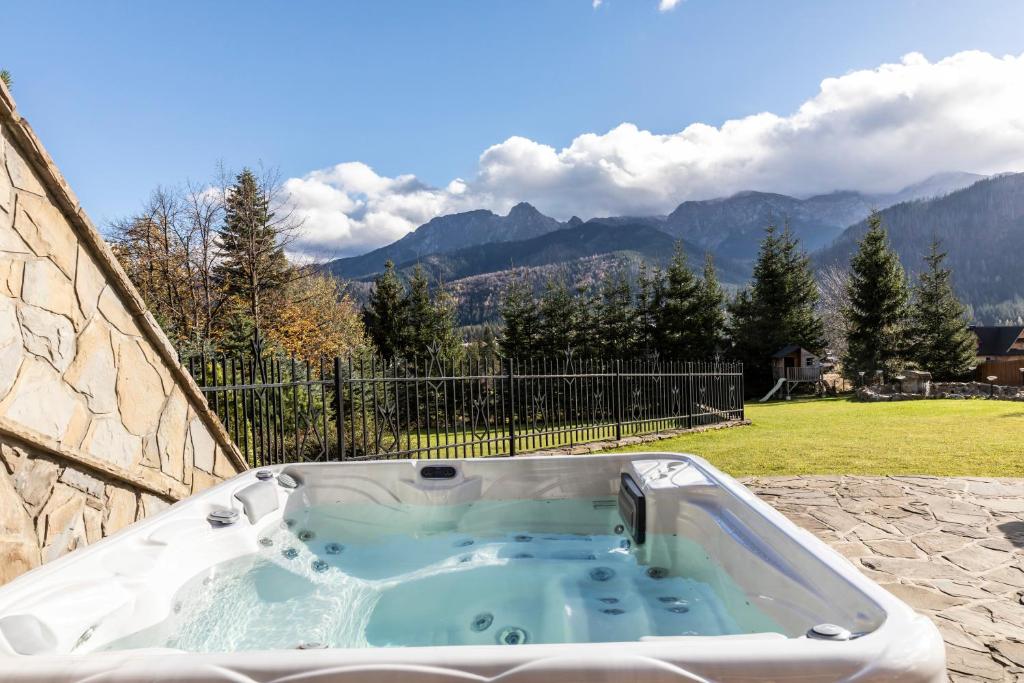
(772, 344, 807, 358)
(971, 326, 1024, 356)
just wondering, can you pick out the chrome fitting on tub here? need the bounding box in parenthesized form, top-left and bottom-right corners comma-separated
(255, 470, 273, 480)
(807, 623, 852, 641)
(207, 508, 240, 526)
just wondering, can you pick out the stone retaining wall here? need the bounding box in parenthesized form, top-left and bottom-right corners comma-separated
(857, 381, 1024, 402)
(0, 81, 246, 584)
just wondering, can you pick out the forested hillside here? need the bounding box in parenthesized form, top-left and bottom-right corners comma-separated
(345, 221, 746, 326)
(816, 173, 1024, 323)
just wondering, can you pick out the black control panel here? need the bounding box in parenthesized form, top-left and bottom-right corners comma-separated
(618, 472, 646, 545)
(420, 465, 458, 480)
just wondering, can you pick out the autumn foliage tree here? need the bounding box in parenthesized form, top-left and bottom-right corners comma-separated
(113, 169, 367, 361)
(111, 185, 223, 353)
(265, 272, 366, 360)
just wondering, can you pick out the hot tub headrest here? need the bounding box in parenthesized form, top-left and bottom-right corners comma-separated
(0, 615, 58, 655)
(234, 482, 280, 524)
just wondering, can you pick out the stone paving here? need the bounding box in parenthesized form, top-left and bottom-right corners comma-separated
(743, 476, 1024, 682)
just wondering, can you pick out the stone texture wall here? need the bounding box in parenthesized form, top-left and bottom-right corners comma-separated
(0, 82, 245, 584)
(857, 381, 1024, 402)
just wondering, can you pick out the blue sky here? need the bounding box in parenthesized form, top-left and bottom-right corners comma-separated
(5, 1, 1024, 257)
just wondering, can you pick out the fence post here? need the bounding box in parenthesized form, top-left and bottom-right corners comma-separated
(333, 356, 345, 460)
(738, 363, 745, 421)
(686, 361, 693, 430)
(614, 359, 622, 441)
(506, 358, 516, 457)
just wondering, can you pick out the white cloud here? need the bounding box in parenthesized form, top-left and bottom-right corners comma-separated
(286, 50, 1024, 259)
(658, 0, 682, 11)
(592, 0, 602, 8)
(282, 162, 482, 260)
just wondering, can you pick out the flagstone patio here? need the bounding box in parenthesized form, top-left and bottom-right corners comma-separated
(744, 475, 1024, 682)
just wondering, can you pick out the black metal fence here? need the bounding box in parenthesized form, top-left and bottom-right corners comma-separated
(187, 348, 744, 467)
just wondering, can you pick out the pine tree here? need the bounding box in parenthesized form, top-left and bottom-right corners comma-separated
(908, 240, 976, 379)
(571, 283, 598, 358)
(728, 226, 824, 391)
(652, 244, 703, 360)
(843, 212, 911, 380)
(479, 325, 498, 366)
(693, 253, 725, 358)
(538, 276, 580, 356)
(403, 265, 435, 357)
(634, 263, 660, 357)
(594, 268, 636, 359)
(215, 169, 290, 339)
(362, 261, 407, 359)
(498, 278, 539, 359)
(426, 281, 462, 362)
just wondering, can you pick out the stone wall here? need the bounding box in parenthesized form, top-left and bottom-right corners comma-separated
(857, 381, 1024, 402)
(0, 81, 246, 584)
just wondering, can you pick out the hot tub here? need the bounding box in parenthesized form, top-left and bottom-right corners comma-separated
(0, 453, 944, 682)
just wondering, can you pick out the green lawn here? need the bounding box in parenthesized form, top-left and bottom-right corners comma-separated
(609, 397, 1024, 478)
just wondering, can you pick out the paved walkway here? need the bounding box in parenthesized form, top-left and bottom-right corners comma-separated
(743, 476, 1024, 682)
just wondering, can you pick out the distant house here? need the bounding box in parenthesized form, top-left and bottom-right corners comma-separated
(970, 326, 1024, 361)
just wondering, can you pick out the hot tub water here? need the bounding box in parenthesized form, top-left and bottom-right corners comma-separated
(105, 498, 782, 652)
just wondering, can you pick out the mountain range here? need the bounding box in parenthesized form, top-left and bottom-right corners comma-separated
(323, 171, 1023, 325)
(816, 173, 1024, 323)
(660, 172, 985, 258)
(328, 202, 565, 281)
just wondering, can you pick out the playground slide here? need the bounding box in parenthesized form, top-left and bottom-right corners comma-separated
(760, 377, 786, 402)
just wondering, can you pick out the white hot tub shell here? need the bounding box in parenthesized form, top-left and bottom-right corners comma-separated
(0, 453, 945, 682)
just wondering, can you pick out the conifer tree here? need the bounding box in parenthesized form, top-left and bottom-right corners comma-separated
(693, 253, 725, 358)
(634, 263, 660, 357)
(403, 265, 436, 357)
(479, 325, 499, 366)
(728, 226, 824, 390)
(908, 240, 976, 379)
(571, 283, 598, 358)
(425, 281, 462, 362)
(215, 168, 291, 339)
(652, 244, 704, 360)
(594, 268, 636, 359)
(538, 276, 580, 356)
(0, 69, 12, 89)
(498, 278, 539, 359)
(362, 261, 407, 359)
(843, 212, 911, 379)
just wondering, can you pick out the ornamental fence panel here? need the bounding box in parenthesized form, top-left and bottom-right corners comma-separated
(186, 345, 744, 467)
